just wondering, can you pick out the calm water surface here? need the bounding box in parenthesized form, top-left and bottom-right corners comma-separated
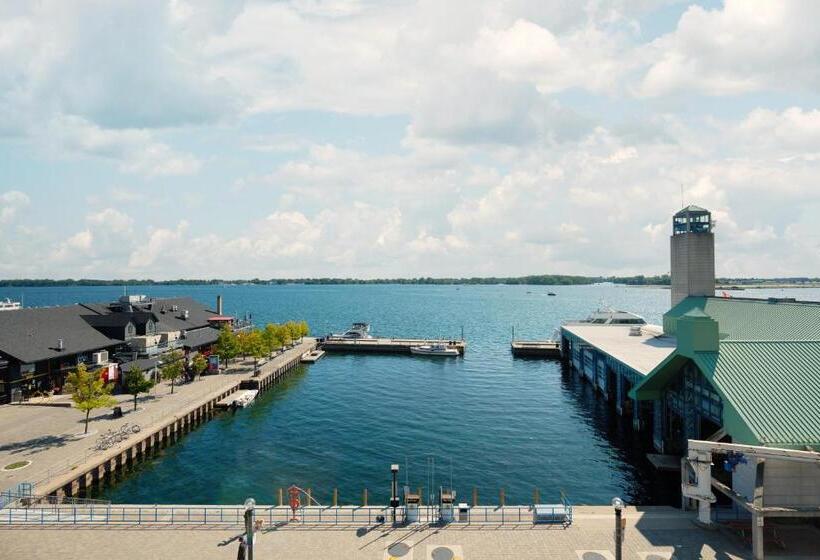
(3, 283, 814, 505)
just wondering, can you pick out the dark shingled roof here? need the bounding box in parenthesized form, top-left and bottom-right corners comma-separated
(181, 327, 219, 349)
(0, 296, 217, 364)
(120, 357, 160, 373)
(0, 306, 118, 363)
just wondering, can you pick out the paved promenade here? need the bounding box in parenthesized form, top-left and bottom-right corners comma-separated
(0, 340, 315, 493)
(0, 507, 757, 559)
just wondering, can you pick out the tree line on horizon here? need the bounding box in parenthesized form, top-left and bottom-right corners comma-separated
(4, 275, 820, 288)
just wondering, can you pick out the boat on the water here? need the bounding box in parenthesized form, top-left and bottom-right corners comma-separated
(233, 390, 258, 408)
(331, 322, 374, 339)
(0, 298, 21, 311)
(547, 292, 557, 296)
(566, 306, 646, 326)
(409, 344, 459, 357)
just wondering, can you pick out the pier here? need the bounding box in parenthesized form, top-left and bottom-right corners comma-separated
(6, 339, 317, 501)
(321, 337, 466, 355)
(510, 340, 561, 358)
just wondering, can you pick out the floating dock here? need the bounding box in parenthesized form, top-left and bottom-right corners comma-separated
(321, 338, 466, 356)
(510, 340, 561, 358)
(300, 349, 326, 363)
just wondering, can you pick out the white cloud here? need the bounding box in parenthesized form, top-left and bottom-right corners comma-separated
(640, 0, 820, 96)
(0, 191, 30, 224)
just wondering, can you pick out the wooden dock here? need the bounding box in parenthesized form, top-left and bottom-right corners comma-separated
(510, 340, 561, 358)
(321, 338, 466, 356)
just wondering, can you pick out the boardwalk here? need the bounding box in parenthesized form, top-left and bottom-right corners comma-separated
(0, 506, 756, 559)
(0, 339, 316, 496)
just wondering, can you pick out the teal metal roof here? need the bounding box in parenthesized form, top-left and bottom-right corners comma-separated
(665, 297, 820, 341)
(692, 342, 820, 448)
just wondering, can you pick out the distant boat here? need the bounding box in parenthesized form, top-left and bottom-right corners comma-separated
(566, 307, 646, 326)
(410, 344, 459, 357)
(547, 292, 557, 296)
(0, 298, 21, 311)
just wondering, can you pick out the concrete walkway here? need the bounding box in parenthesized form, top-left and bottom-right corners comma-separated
(0, 341, 315, 494)
(0, 506, 755, 559)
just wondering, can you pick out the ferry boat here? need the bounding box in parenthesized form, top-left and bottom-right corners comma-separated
(567, 306, 646, 326)
(409, 344, 460, 357)
(332, 322, 374, 339)
(0, 298, 21, 311)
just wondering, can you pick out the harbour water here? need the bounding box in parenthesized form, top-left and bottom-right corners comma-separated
(2, 283, 814, 506)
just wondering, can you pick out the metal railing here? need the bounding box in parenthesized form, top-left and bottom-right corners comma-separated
(0, 504, 564, 527)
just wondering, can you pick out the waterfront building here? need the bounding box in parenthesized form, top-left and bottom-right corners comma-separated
(0, 295, 226, 403)
(561, 206, 820, 456)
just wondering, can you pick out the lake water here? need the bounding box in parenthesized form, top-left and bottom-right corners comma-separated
(2, 283, 813, 506)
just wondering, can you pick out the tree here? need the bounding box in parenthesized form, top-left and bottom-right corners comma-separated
(237, 330, 252, 360)
(299, 320, 310, 339)
(65, 363, 117, 434)
(123, 365, 154, 411)
(160, 350, 185, 394)
(285, 321, 301, 345)
(191, 354, 207, 379)
(247, 330, 268, 373)
(262, 323, 278, 356)
(215, 324, 239, 368)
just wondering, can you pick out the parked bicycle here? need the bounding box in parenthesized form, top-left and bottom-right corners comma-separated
(94, 423, 141, 451)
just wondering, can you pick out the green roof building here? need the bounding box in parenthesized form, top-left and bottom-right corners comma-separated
(630, 296, 820, 452)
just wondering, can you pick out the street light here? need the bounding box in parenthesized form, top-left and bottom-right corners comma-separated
(244, 497, 256, 560)
(390, 464, 400, 524)
(612, 497, 624, 560)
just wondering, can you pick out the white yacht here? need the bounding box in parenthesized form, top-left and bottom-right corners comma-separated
(410, 344, 460, 357)
(332, 322, 374, 339)
(568, 306, 646, 326)
(0, 298, 21, 311)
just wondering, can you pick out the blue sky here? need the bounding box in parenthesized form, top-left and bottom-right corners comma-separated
(1, 0, 819, 279)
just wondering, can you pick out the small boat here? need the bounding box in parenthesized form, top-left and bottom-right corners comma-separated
(410, 344, 459, 357)
(331, 322, 374, 339)
(565, 306, 646, 326)
(547, 292, 556, 296)
(0, 298, 21, 311)
(233, 390, 258, 408)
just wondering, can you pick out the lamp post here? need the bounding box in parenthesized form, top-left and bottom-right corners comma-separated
(244, 497, 256, 560)
(390, 464, 400, 524)
(612, 497, 624, 560)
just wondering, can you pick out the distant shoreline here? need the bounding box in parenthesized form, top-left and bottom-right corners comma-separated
(1, 276, 819, 289)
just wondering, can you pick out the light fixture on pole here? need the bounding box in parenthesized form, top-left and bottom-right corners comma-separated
(390, 464, 400, 524)
(611, 497, 624, 560)
(244, 497, 256, 560)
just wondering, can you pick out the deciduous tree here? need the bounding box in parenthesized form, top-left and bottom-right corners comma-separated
(65, 363, 117, 434)
(123, 365, 154, 411)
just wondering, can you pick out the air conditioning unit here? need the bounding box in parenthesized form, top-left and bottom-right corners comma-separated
(92, 350, 109, 365)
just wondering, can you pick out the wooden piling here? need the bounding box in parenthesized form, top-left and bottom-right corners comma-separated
(333, 488, 338, 507)
(499, 488, 505, 507)
(472, 487, 478, 507)
(278, 488, 284, 506)
(533, 487, 540, 505)
(362, 488, 368, 507)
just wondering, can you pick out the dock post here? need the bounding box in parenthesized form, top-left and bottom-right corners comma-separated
(472, 487, 478, 507)
(533, 488, 540, 505)
(417, 487, 423, 505)
(307, 488, 312, 505)
(499, 488, 505, 507)
(362, 488, 368, 507)
(278, 488, 284, 507)
(333, 488, 338, 507)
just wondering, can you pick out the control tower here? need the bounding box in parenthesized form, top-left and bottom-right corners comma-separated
(670, 205, 715, 307)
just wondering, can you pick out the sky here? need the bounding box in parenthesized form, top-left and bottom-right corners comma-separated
(1, 0, 819, 280)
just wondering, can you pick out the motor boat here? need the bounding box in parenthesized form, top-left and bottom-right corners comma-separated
(409, 344, 459, 357)
(0, 298, 21, 311)
(332, 322, 374, 339)
(566, 306, 646, 326)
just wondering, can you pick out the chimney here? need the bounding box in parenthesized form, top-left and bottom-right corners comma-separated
(216, 295, 223, 316)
